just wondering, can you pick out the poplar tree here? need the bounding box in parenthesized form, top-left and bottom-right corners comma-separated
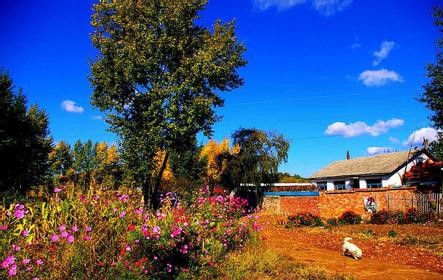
(89, 0, 246, 209)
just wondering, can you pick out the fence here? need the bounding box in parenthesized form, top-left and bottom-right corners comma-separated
(387, 192, 443, 214)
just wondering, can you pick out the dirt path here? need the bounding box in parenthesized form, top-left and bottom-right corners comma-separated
(260, 217, 443, 280)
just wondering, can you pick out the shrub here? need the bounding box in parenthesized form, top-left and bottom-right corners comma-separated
(338, 210, 361, 225)
(388, 230, 397, 238)
(286, 212, 324, 228)
(370, 210, 397, 224)
(327, 218, 339, 227)
(404, 208, 435, 224)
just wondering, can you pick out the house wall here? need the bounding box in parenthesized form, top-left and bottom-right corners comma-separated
(262, 187, 416, 219)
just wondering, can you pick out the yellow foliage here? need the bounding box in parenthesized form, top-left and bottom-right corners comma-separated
(106, 144, 119, 164)
(200, 139, 238, 186)
(154, 150, 174, 183)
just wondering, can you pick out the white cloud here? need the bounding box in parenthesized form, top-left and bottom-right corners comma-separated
(61, 100, 84, 113)
(403, 127, 440, 146)
(92, 115, 103, 121)
(325, 118, 404, 137)
(358, 69, 403, 87)
(253, 0, 352, 15)
(367, 146, 393, 155)
(253, 0, 306, 11)
(373, 41, 395, 66)
(312, 0, 352, 16)
(351, 42, 361, 49)
(389, 136, 400, 144)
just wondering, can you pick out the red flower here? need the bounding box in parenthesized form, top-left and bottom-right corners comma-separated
(127, 224, 136, 232)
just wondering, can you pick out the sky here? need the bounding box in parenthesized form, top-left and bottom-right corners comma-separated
(0, 0, 441, 177)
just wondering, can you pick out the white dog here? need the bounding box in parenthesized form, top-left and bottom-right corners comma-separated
(342, 237, 362, 259)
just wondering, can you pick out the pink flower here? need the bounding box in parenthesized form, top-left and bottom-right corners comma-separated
(12, 244, 21, 252)
(26, 266, 33, 272)
(170, 227, 183, 238)
(119, 211, 126, 218)
(85, 225, 92, 232)
(135, 208, 143, 215)
(33, 278, 40, 280)
(1, 255, 15, 269)
(8, 263, 17, 276)
(50, 234, 59, 242)
(216, 195, 224, 203)
(0, 225, 8, 230)
(152, 226, 161, 234)
(71, 225, 78, 232)
(21, 229, 29, 237)
(53, 187, 62, 193)
(61, 231, 69, 238)
(59, 225, 66, 231)
(83, 235, 91, 241)
(14, 204, 26, 219)
(67, 235, 75, 244)
(35, 259, 43, 266)
(22, 258, 30, 265)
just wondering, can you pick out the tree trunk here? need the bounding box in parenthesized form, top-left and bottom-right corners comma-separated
(142, 151, 170, 211)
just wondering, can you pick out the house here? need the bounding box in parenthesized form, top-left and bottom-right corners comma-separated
(310, 149, 440, 191)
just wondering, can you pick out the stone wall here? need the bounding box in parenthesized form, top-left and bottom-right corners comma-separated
(262, 187, 416, 219)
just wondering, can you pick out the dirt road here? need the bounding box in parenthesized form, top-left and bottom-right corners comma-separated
(261, 217, 443, 280)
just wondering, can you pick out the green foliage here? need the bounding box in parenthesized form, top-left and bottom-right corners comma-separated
(89, 0, 246, 209)
(370, 208, 435, 225)
(388, 230, 398, 238)
(338, 210, 362, 225)
(278, 172, 309, 183)
(286, 212, 324, 228)
(222, 128, 289, 206)
(326, 218, 339, 227)
(429, 134, 443, 160)
(420, 7, 443, 154)
(0, 71, 52, 193)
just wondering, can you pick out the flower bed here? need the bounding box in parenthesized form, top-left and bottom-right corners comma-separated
(0, 187, 259, 279)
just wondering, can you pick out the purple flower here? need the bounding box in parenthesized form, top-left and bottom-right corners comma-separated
(83, 235, 91, 241)
(50, 234, 59, 242)
(67, 235, 75, 244)
(71, 225, 78, 232)
(26, 266, 33, 272)
(61, 231, 69, 239)
(8, 263, 17, 276)
(59, 225, 66, 231)
(22, 258, 30, 265)
(21, 229, 29, 237)
(170, 227, 183, 238)
(14, 204, 26, 219)
(12, 244, 21, 252)
(135, 208, 143, 215)
(216, 195, 224, 203)
(152, 226, 161, 234)
(35, 259, 43, 266)
(53, 187, 62, 193)
(119, 211, 126, 218)
(85, 225, 92, 232)
(1, 255, 15, 269)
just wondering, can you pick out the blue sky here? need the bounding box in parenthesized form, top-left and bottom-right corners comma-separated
(0, 0, 441, 177)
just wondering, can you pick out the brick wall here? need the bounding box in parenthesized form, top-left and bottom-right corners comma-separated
(262, 187, 416, 219)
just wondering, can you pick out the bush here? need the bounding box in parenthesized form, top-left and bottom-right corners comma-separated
(370, 210, 398, 224)
(338, 210, 361, 225)
(388, 230, 397, 238)
(286, 212, 324, 228)
(370, 209, 435, 225)
(327, 218, 339, 227)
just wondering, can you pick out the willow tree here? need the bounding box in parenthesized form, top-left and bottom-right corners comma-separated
(89, 0, 246, 209)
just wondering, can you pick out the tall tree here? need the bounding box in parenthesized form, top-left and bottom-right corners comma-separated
(420, 6, 443, 160)
(223, 128, 289, 206)
(0, 71, 52, 193)
(89, 0, 246, 209)
(48, 141, 73, 180)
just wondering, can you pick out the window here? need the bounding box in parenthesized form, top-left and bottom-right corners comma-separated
(317, 181, 327, 191)
(366, 179, 382, 188)
(334, 180, 346, 190)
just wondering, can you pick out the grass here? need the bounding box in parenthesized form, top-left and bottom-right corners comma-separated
(186, 242, 355, 280)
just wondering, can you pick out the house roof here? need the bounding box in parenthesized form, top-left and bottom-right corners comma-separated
(310, 149, 428, 179)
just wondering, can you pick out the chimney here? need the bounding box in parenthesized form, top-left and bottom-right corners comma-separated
(346, 151, 351, 160)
